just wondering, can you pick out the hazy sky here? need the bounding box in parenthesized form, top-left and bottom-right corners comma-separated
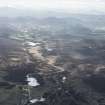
(0, 0, 105, 14)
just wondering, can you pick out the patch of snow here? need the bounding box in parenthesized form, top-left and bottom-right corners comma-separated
(62, 76, 67, 83)
(26, 75, 40, 87)
(30, 97, 46, 104)
(40, 97, 46, 102)
(30, 99, 39, 103)
(46, 48, 53, 51)
(26, 42, 40, 47)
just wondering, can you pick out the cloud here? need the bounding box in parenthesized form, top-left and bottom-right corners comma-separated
(0, 0, 105, 14)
